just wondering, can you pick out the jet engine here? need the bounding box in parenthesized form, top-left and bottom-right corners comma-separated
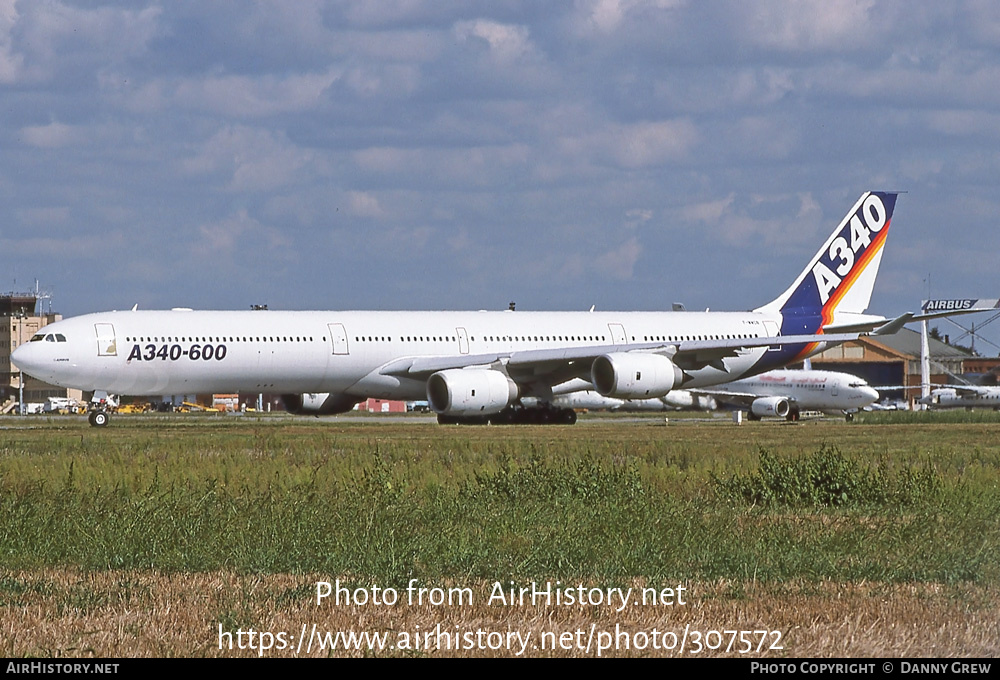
(591, 353, 683, 398)
(426, 368, 518, 416)
(282, 393, 361, 415)
(750, 396, 790, 418)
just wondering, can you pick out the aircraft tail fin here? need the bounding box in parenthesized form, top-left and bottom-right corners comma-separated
(755, 191, 899, 330)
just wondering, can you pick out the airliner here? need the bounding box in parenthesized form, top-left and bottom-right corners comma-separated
(690, 369, 879, 421)
(14, 191, 916, 427)
(918, 385, 1000, 410)
(554, 369, 879, 421)
(553, 388, 717, 413)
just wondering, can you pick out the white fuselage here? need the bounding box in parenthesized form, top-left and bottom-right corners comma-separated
(14, 308, 793, 399)
(706, 369, 879, 413)
(919, 388, 1000, 409)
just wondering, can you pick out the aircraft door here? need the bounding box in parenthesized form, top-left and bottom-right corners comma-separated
(95, 323, 117, 356)
(456, 327, 469, 354)
(608, 323, 627, 345)
(763, 320, 781, 351)
(328, 323, 349, 355)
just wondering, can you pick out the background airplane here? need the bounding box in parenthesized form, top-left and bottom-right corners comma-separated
(918, 385, 1000, 410)
(687, 369, 879, 421)
(554, 369, 879, 421)
(551, 388, 718, 413)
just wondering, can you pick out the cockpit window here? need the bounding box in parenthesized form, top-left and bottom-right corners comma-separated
(55, 334, 66, 342)
(45, 335, 56, 342)
(30, 333, 46, 342)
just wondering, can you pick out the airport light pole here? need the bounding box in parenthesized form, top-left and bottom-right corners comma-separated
(920, 320, 930, 409)
(15, 310, 24, 415)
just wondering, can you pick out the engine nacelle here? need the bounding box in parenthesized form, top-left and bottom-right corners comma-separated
(282, 393, 361, 415)
(427, 369, 518, 416)
(591, 352, 683, 398)
(750, 396, 790, 418)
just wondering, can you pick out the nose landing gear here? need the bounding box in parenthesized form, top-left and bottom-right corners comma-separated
(87, 391, 117, 427)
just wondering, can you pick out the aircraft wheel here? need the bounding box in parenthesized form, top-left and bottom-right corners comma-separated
(88, 410, 110, 427)
(560, 409, 577, 425)
(845, 412, 854, 422)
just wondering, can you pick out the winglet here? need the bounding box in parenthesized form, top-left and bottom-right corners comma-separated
(873, 312, 914, 336)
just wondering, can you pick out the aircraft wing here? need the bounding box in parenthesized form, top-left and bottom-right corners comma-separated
(823, 312, 921, 335)
(379, 332, 861, 386)
(824, 299, 1000, 335)
(681, 388, 765, 409)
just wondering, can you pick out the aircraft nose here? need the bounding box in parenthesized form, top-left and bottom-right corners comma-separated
(11, 342, 43, 376)
(862, 386, 879, 402)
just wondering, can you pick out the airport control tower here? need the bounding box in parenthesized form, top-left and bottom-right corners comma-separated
(0, 291, 80, 412)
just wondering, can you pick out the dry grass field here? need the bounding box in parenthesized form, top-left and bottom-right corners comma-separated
(1, 412, 998, 657)
(2, 571, 997, 657)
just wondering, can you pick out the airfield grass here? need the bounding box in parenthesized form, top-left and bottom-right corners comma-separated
(1, 412, 998, 656)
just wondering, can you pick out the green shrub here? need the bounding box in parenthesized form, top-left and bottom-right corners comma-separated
(714, 445, 941, 508)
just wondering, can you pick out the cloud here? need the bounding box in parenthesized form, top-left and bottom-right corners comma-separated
(741, 0, 878, 52)
(625, 208, 653, 225)
(20, 121, 77, 148)
(182, 126, 316, 192)
(119, 68, 342, 118)
(196, 209, 290, 259)
(16, 206, 70, 226)
(11, 2, 161, 82)
(0, 0, 23, 83)
(348, 191, 386, 218)
(573, 0, 687, 35)
(681, 194, 735, 224)
(924, 109, 1000, 138)
(559, 119, 698, 169)
(681, 193, 822, 248)
(0, 232, 124, 260)
(454, 19, 534, 63)
(596, 235, 642, 280)
(353, 143, 532, 187)
(729, 116, 801, 160)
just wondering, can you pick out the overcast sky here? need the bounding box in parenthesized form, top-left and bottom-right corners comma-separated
(3, 1, 999, 351)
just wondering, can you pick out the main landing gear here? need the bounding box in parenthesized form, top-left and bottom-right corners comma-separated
(437, 404, 578, 425)
(88, 410, 110, 427)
